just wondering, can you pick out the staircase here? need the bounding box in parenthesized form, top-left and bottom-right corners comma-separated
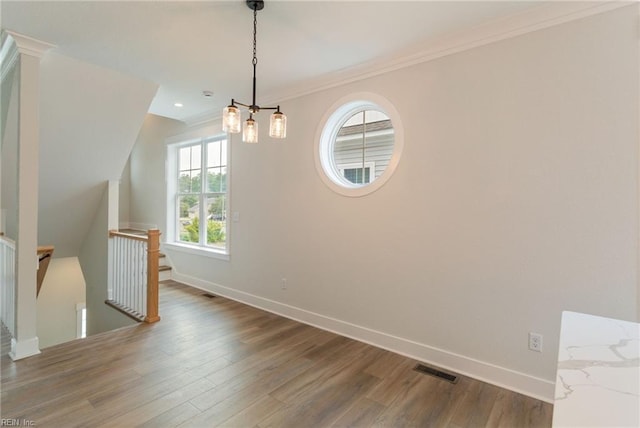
(36, 245, 54, 297)
(159, 252, 172, 281)
(106, 229, 162, 323)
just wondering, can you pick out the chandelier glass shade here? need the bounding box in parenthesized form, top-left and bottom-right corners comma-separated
(222, 0, 287, 143)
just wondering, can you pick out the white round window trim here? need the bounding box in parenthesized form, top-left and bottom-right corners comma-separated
(314, 92, 404, 197)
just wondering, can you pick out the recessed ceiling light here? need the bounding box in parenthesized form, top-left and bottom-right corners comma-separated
(174, 102, 184, 108)
(202, 90, 214, 98)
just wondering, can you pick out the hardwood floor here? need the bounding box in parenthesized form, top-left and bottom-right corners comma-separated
(1, 280, 553, 427)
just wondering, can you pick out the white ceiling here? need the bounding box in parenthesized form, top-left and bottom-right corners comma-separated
(1, 1, 547, 123)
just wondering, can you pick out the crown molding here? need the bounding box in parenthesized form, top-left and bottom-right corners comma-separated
(1, 32, 19, 83)
(3, 30, 55, 59)
(182, 108, 221, 128)
(265, 0, 634, 106)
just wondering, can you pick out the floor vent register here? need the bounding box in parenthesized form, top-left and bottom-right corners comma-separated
(413, 363, 459, 384)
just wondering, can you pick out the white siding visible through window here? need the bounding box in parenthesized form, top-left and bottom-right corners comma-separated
(333, 111, 394, 184)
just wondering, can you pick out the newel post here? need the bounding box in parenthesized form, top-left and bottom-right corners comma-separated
(145, 229, 161, 323)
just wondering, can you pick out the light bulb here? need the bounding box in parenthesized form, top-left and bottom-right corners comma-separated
(222, 104, 241, 134)
(269, 110, 287, 139)
(243, 117, 258, 143)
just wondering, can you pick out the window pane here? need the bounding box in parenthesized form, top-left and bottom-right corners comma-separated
(221, 140, 227, 166)
(344, 168, 361, 184)
(334, 109, 394, 185)
(178, 196, 200, 243)
(179, 171, 202, 194)
(206, 195, 226, 247)
(178, 145, 202, 194)
(220, 167, 227, 192)
(207, 168, 222, 193)
(178, 173, 192, 193)
(191, 146, 201, 170)
(179, 146, 192, 170)
(207, 140, 221, 168)
(189, 171, 202, 193)
(343, 167, 371, 184)
(343, 111, 364, 127)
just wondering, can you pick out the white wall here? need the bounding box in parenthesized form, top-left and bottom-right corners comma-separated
(119, 156, 131, 228)
(128, 114, 185, 232)
(1, 62, 17, 143)
(38, 52, 158, 257)
(79, 183, 136, 335)
(36, 257, 86, 348)
(129, 6, 639, 402)
(1, 63, 19, 239)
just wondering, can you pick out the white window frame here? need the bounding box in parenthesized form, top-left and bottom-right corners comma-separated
(166, 132, 230, 260)
(314, 92, 404, 198)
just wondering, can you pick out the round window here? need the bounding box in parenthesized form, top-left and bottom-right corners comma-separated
(315, 93, 404, 197)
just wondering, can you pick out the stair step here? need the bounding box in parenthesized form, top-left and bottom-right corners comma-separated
(159, 263, 172, 281)
(105, 299, 145, 322)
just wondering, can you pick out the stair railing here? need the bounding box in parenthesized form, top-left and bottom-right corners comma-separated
(107, 229, 160, 323)
(36, 245, 54, 297)
(0, 234, 16, 337)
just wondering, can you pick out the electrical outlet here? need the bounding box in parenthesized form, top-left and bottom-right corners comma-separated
(529, 332, 543, 352)
(281, 278, 287, 290)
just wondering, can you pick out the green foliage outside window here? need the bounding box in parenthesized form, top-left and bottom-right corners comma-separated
(207, 171, 227, 193)
(180, 195, 198, 217)
(180, 216, 225, 245)
(179, 172, 226, 217)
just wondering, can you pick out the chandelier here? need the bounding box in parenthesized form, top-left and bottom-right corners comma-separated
(222, 0, 287, 143)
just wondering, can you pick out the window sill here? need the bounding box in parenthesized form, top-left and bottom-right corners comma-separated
(163, 242, 230, 261)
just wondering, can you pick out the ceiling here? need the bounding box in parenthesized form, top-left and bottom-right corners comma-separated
(1, 1, 546, 124)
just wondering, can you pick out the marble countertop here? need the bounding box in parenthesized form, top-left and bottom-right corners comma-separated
(553, 311, 639, 427)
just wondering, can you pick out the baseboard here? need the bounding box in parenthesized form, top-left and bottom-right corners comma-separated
(9, 336, 41, 361)
(172, 270, 555, 403)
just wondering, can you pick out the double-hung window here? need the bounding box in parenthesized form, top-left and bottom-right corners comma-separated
(168, 135, 228, 256)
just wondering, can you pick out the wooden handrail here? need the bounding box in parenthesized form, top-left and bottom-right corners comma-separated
(108, 229, 148, 242)
(36, 245, 54, 298)
(37, 245, 55, 255)
(145, 229, 160, 323)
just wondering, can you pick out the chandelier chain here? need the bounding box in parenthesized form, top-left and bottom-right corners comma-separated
(252, 7, 258, 66)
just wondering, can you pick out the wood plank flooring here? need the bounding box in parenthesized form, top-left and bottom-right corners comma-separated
(1, 280, 553, 427)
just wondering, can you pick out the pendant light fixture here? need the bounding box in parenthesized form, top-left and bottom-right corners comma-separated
(222, 0, 287, 143)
